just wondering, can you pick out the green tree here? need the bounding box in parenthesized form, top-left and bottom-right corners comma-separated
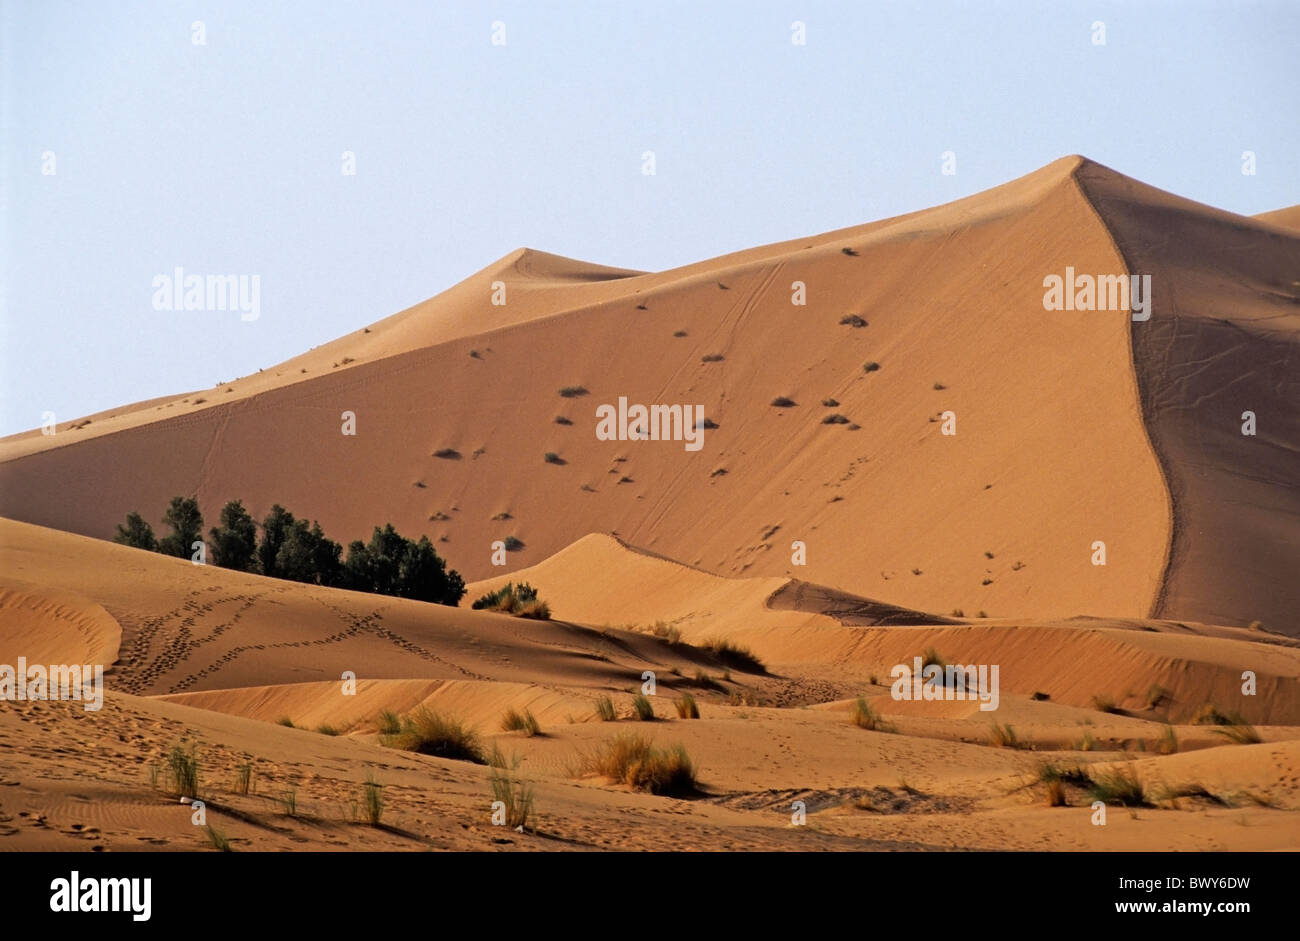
(157, 496, 204, 558)
(400, 535, 466, 605)
(276, 519, 342, 586)
(360, 524, 407, 596)
(113, 511, 158, 551)
(209, 500, 258, 571)
(257, 504, 295, 578)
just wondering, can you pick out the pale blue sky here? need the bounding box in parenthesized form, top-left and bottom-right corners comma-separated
(2, 0, 1296, 435)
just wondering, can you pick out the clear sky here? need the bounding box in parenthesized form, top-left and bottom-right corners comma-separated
(2, 0, 1296, 435)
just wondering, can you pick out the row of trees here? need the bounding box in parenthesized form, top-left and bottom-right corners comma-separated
(114, 497, 466, 606)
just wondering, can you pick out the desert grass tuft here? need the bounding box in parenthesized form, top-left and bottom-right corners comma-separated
(988, 722, 1024, 749)
(166, 742, 201, 799)
(501, 706, 541, 737)
(1091, 694, 1123, 714)
(206, 825, 232, 851)
(362, 773, 384, 826)
(488, 748, 535, 829)
(377, 710, 402, 735)
(1156, 724, 1179, 755)
(594, 695, 618, 722)
(233, 761, 253, 795)
(674, 693, 699, 719)
(381, 707, 484, 763)
(581, 732, 697, 796)
(1087, 764, 1148, 806)
(1211, 721, 1262, 745)
(1192, 703, 1232, 726)
(631, 694, 656, 721)
(702, 637, 766, 674)
(850, 696, 895, 732)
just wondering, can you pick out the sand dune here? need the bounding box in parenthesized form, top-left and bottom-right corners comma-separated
(2, 155, 1297, 853)
(0, 155, 1238, 626)
(1253, 204, 1300, 232)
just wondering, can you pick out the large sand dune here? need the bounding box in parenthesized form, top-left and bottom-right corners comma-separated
(6, 155, 1274, 627)
(2, 156, 1297, 852)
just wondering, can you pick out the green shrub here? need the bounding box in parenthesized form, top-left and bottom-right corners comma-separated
(631, 694, 656, 721)
(674, 693, 699, 719)
(472, 582, 551, 619)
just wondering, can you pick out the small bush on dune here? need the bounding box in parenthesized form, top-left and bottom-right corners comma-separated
(822, 413, 850, 425)
(582, 733, 697, 795)
(234, 762, 253, 795)
(277, 716, 295, 728)
(382, 707, 484, 763)
(850, 696, 893, 731)
(649, 621, 682, 645)
(1037, 761, 1088, 806)
(631, 694, 656, 721)
(166, 742, 201, 799)
(1192, 703, 1232, 726)
(1157, 724, 1179, 754)
(501, 707, 541, 737)
(558, 386, 588, 398)
(362, 773, 384, 826)
(675, 693, 699, 719)
(989, 723, 1020, 748)
(1211, 721, 1262, 745)
(377, 710, 402, 735)
(206, 825, 232, 851)
(1087, 765, 1148, 806)
(770, 396, 797, 408)
(702, 637, 765, 674)
(693, 669, 724, 691)
(488, 753, 535, 829)
(1091, 694, 1123, 715)
(472, 582, 551, 619)
(316, 724, 340, 736)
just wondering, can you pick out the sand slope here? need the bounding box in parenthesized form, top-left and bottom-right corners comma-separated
(1076, 162, 1300, 633)
(0, 156, 1214, 625)
(2, 516, 1298, 851)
